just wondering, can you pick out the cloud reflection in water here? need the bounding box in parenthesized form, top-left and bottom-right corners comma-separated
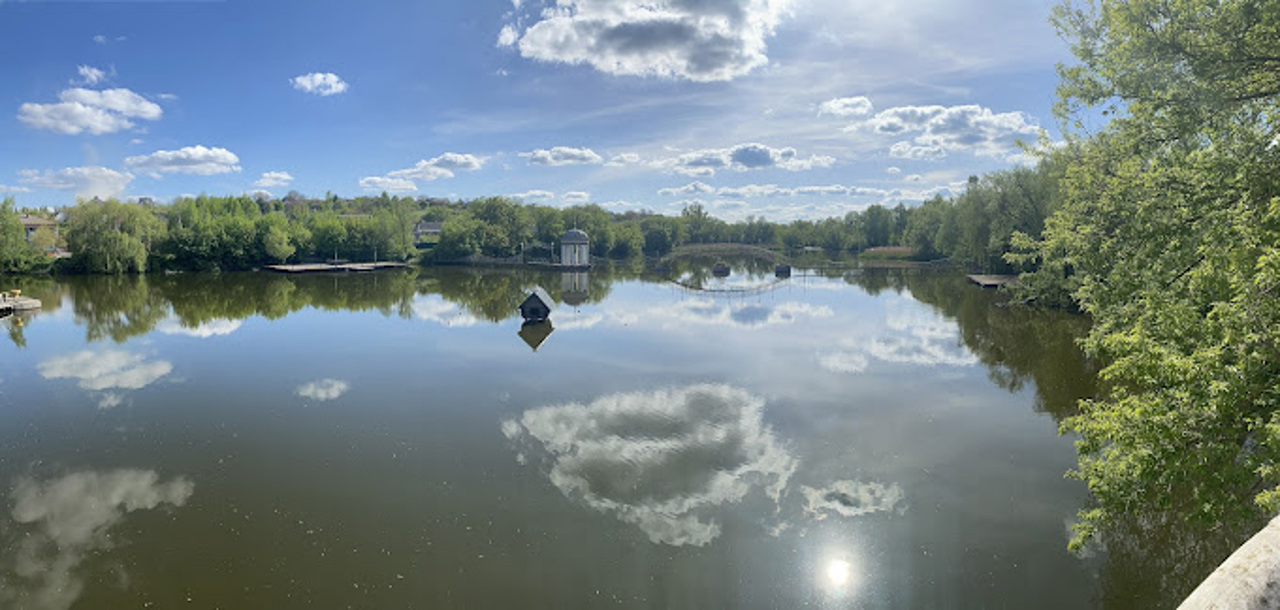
(0, 469, 194, 610)
(37, 349, 174, 409)
(503, 384, 797, 546)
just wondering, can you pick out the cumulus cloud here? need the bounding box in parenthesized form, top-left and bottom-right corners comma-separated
(0, 469, 194, 610)
(74, 65, 107, 86)
(18, 87, 162, 135)
(562, 191, 591, 204)
(18, 167, 134, 200)
(801, 480, 904, 520)
(500, 0, 792, 82)
(658, 181, 715, 197)
(818, 96, 873, 117)
(626, 298, 833, 330)
(511, 190, 555, 201)
(295, 378, 349, 402)
(606, 153, 642, 166)
(363, 152, 486, 192)
(156, 318, 243, 338)
(850, 104, 1043, 160)
(253, 171, 294, 188)
(290, 72, 348, 96)
(503, 384, 797, 546)
(125, 146, 241, 177)
(522, 146, 603, 166)
(660, 143, 834, 177)
(359, 176, 417, 193)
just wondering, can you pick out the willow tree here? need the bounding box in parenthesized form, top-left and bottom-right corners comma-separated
(1017, 0, 1280, 548)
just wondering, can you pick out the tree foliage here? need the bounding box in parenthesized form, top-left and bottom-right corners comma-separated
(1016, 0, 1280, 549)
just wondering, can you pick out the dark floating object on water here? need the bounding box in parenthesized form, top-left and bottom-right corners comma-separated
(712, 261, 731, 277)
(519, 319, 554, 352)
(518, 286, 555, 321)
(775, 264, 791, 278)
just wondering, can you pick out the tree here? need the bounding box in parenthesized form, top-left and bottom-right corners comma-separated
(1019, 0, 1280, 550)
(0, 199, 42, 273)
(65, 198, 163, 274)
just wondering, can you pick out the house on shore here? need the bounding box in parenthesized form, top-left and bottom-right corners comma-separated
(18, 215, 56, 242)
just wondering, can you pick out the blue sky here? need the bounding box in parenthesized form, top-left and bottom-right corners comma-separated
(1, 0, 1069, 221)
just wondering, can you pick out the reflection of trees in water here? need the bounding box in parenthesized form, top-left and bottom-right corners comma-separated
(1087, 508, 1264, 609)
(64, 275, 170, 343)
(838, 269, 1254, 606)
(53, 263, 648, 338)
(845, 269, 1096, 422)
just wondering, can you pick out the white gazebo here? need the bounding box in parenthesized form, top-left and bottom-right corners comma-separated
(560, 229, 590, 268)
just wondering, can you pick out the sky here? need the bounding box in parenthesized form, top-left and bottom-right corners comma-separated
(0, 0, 1070, 222)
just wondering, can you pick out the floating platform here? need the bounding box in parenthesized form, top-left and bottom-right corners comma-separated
(265, 262, 410, 274)
(0, 294, 42, 316)
(967, 274, 1017, 288)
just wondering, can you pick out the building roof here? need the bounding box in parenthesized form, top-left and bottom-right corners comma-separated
(561, 228, 590, 244)
(519, 286, 556, 315)
(18, 215, 55, 228)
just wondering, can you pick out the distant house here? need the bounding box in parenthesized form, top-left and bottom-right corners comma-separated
(560, 228, 590, 268)
(18, 215, 56, 243)
(518, 286, 555, 322)
(414, 221, 444, 240)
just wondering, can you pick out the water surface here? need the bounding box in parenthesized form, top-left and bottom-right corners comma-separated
(0, 266, 1197, 608)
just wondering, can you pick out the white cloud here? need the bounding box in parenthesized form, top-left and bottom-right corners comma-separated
(18, 166, 133, 200)
(851, 103, 1043, 160)
(886, 166, 901, 174)
(818, 96, 873, 117)
(562, 191, 591, 204)
(156, 318, 243, 338)
(253, 171, 294, 188)
(364, 152, 487, 192)
(801, 480, 904, 520)
(0, 185, 32, 193)
(658, 181, 715, 197)
(427, 152, 486, 171)
(18, 87, 162, 135)
(0, 469, 193, 610)
(497, 24, 519, 47)
(889, 141, 946, 160)
(606, 153, 641, 166)
(512, 190, 555, 201)
(904, 174, 924, 183)
(125, 146, 241, 177)
(92, 34, 108, 44)
(503, 384, 796, 546)
(660, 143, 834, 177)
(290, 72, 348, 96)
(74, 65, 107, 86)
(502, 0, 793, 82)
(295, 378, 349, 401)
(522, 146, 603, 166)
(359, 176, 417, 193)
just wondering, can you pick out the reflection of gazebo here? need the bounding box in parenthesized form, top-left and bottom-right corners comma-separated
(518, 320, 554, 351)
(560, 229, 590, 268)
(560, 272, 589, 307)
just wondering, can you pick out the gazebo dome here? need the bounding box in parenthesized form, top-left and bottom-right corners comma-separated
(562, 228, 590, 245)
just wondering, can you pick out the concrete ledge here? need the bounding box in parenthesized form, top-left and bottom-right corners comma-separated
(1180, 515, 1280, 609)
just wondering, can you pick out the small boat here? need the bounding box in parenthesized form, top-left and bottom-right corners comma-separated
(712, 262, 730, 277)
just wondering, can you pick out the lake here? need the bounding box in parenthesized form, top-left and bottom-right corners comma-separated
(0, 264, 1224, 608)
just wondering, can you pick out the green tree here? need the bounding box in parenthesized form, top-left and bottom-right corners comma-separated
(1020, 0, 1280, 550)
(66, 199, 164, 274)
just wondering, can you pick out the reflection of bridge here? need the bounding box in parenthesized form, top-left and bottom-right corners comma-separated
(669, 277, 790, 296)
(658, 244, 786, 266)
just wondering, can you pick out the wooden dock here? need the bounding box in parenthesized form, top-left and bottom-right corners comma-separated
(967, 274, 1018, 288)
(265, 262, 410, 274)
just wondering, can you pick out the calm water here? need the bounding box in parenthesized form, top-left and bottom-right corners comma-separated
(0, 265, 1217, 608)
